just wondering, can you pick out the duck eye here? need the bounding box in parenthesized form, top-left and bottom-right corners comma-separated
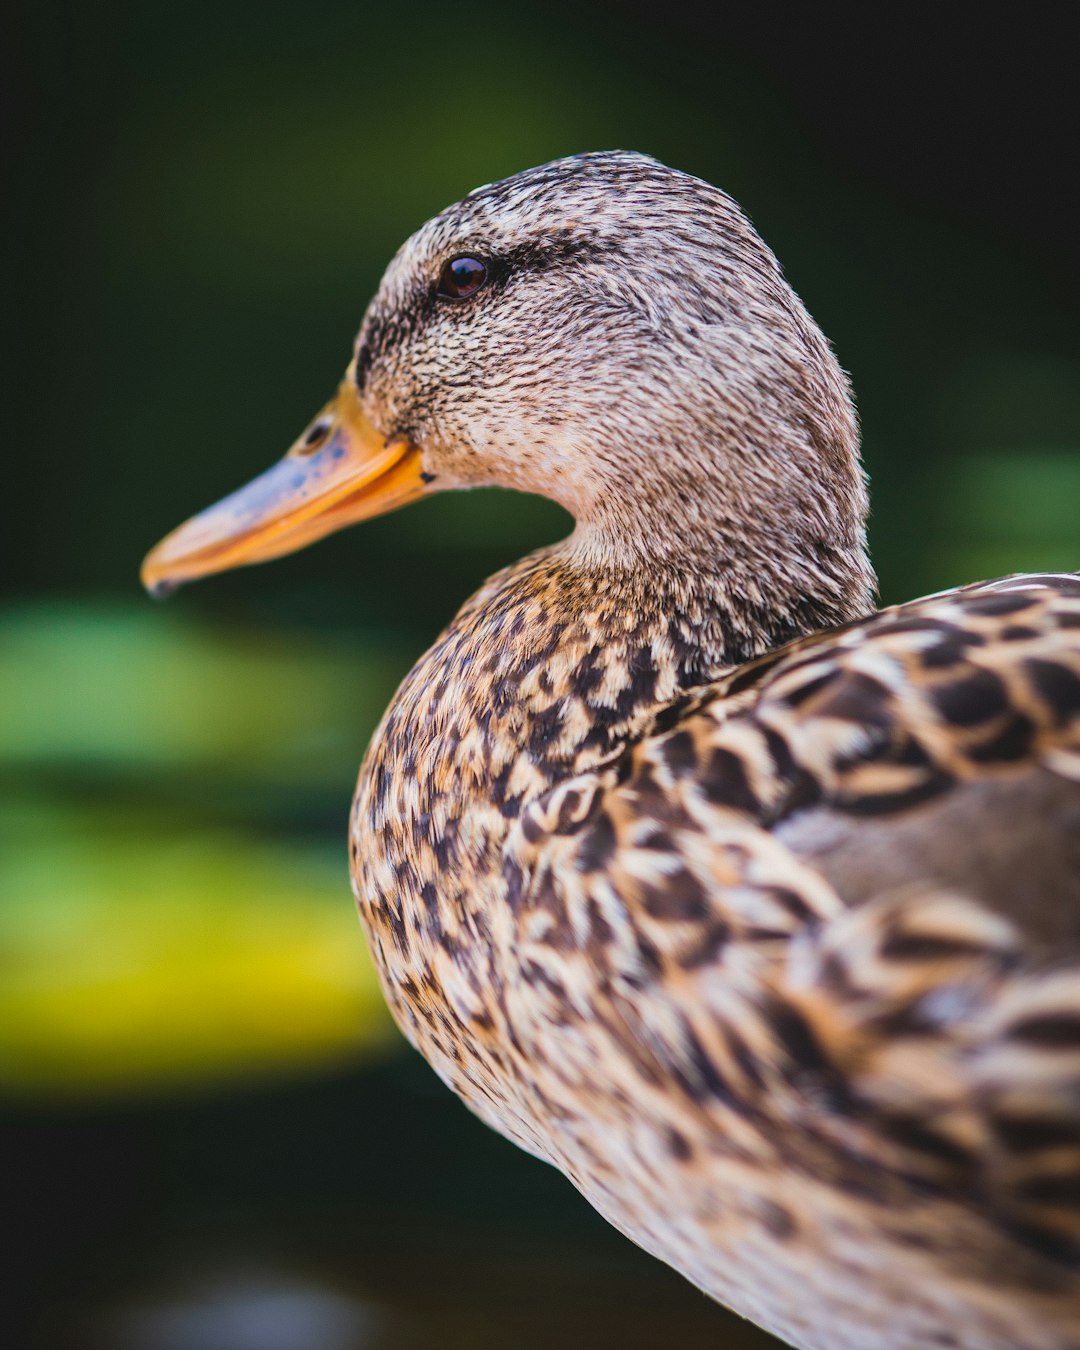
(437, 255, 488, 300)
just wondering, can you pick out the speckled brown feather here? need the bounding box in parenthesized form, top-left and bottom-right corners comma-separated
(354, 562, 1080, 1349)
(337, 156, 1080, 1349)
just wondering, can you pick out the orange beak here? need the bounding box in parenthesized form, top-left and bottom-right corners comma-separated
(140, 375, 429, 596)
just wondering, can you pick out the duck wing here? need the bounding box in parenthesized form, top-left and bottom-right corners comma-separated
(505, 572, 1080, 1286)
(711, 570, 1080, 959)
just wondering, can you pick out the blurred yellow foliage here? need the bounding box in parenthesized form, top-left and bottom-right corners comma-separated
(0, 799, 398, 1095)
(0, 605, 405, 1097)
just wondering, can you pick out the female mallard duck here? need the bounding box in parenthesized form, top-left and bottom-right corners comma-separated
(143, 152, 1080, 1350)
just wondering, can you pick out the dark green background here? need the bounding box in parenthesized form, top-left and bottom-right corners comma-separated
(5, 6, 1079, 1348)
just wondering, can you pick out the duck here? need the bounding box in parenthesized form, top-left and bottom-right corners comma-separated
(142, 151, 1080, 1350)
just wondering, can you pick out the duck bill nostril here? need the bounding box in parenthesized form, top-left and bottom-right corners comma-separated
(140, 378, 430, 596)
(297, 419, 333, 454)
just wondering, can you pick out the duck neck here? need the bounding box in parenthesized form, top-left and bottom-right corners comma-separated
(357, 527, 873, 878)
(351, 535, 871, 1123)
(565, 512, 876, 684)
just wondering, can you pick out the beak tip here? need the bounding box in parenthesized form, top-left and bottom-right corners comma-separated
(147, 578, 179, 601)
(140, 552, 180, 600)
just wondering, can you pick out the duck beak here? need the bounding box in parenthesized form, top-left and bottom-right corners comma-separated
(140, 375, 428, 596)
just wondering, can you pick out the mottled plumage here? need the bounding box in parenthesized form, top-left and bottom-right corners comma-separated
(145, 153, 1080, 1350)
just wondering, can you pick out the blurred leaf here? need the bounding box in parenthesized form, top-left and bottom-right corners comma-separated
(0, 796, 398, 1096)
(945, 446, 1080, 544)
(0, 602, 410, 787)
(927, 445, 1080, 586)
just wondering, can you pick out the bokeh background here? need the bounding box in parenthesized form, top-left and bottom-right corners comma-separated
(5, 5, 1080, 1347)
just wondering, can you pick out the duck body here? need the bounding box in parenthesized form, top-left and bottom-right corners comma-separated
(355, 548, 1080, 1350)
(143, 153, 1080, 1349)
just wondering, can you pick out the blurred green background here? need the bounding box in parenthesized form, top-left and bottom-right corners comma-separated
(5, 5, 1079, 1347)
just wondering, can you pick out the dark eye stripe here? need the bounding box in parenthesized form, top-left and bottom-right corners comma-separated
(437, 255, 488, 300)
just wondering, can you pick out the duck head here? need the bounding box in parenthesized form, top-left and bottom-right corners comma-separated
(142, 151, 873, 618)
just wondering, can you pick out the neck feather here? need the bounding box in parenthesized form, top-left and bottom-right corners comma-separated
(351, 536, 873, 1112)
(357, 529, 874, 860)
